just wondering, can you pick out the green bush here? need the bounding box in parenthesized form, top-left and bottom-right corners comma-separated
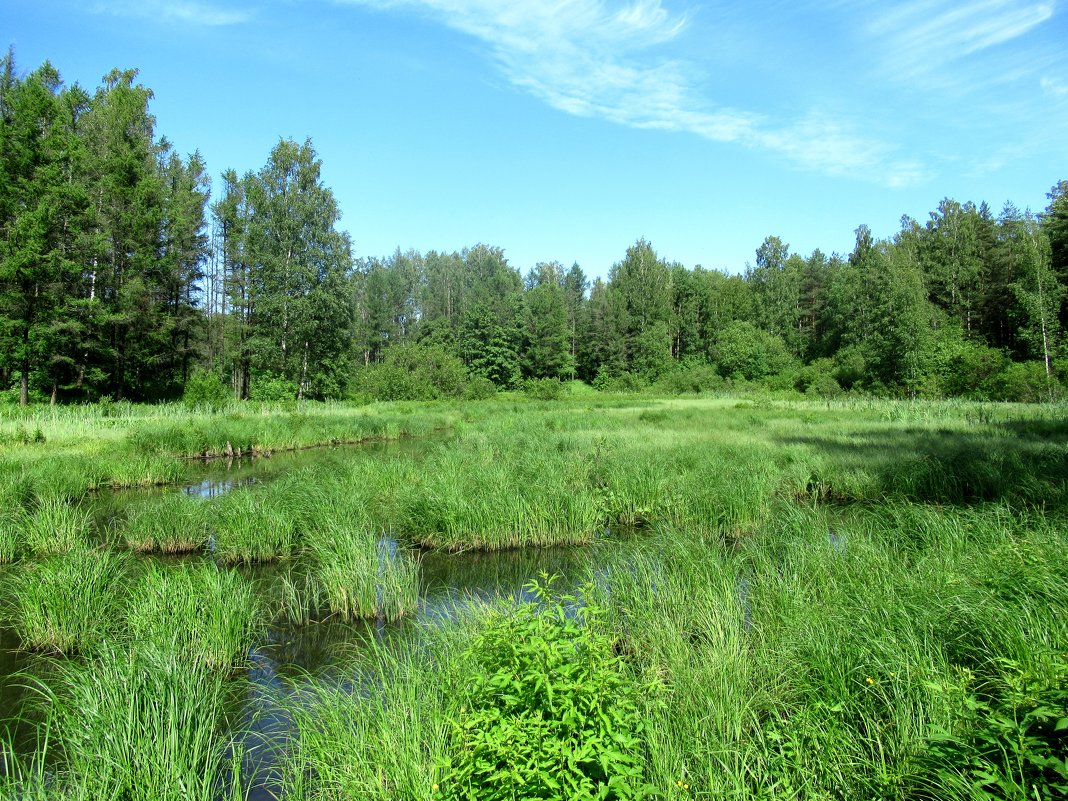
(181, 368, 231, 409)
(438, 578, 654, 800)
(713, 321, 796, 381)
(983, 361, 1059, 403)
(465, 375, 497, 400)
(655, 359, 723, 394)
(908, 658, 1068, 800)
(593, 370, 647, 393)
(524, 377, 567, 400)
(358, 343, 470, 401)
(249, 372, 298, 403)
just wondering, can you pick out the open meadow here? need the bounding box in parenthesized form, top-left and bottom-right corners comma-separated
(0, 393, 1065, 801)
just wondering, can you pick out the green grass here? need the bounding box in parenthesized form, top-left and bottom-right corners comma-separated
(126, 560, 264, 670)
(122, 492, 211, 553)
(5, 545, 130, 654)
(19, 496, 93, 556)
(1, 394, 1066, 799)
(210, 482, 299, 564)
(25, 644, 245, 801)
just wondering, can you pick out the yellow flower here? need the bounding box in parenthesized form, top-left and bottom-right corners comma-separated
(889, 672, 896, 677)
(866, 677, 874, 684)
(432, 784, 439, 792)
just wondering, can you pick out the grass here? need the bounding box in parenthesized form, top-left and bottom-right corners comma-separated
(122, 492, 211, 553)
(1, 394, 1067, 799)
(4, 545, 130, 655)
(24, 644, 245, 801)
(126, 560, 264, 670)
(19, 496, 93, 556)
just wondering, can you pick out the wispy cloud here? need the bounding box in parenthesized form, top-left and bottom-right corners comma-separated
(868, 0, 1053, 81)
(91, 0, 252, 26)
(1041, 76, 1068, 97)
(337, 0, 923, 186)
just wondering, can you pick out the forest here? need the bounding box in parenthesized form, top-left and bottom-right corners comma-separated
(3, 52, 1068, 406)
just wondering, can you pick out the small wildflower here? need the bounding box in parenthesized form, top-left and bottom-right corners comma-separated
(432, 784, 439, 792)
(866, 677, 874, 684)
(684, 784, 690, 790)
(889, 672, 896, 677)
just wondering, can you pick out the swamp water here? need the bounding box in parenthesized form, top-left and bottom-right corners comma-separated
(0, 440, 626, 799)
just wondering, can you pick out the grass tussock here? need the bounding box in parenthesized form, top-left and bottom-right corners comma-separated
(122, 492, 211, 553)
(126, 560, 263, 670)
(5, 545, 130, 655)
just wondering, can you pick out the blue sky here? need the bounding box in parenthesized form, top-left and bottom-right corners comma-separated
(5, 0, 1067, 279)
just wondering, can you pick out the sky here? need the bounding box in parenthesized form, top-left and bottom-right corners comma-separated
(4, 0, 1067, 279)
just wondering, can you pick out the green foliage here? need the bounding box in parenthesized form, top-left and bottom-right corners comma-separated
(181, 368, 231, 409)
(523, 377, 567, 400)
(249, 371, 298, 402)
(122, 492, 210, 553)
(21, 496, 92, 555)
(654, 358, 723, 394)
(985, 360, 1060, 402)
(438, 578, 654, 801)
(909, 658, 1068, 800)
(358, 342, 469, 401)
(713, 321, 795, 381)
(592, 369, 648, 393)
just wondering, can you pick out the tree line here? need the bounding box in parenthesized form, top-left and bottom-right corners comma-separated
(3, 53, 1068, 405)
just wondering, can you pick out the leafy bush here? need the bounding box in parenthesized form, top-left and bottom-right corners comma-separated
(983, 361, 1060, 403)
(181, 368, 231, 409)
(593, 370, 647, 393)
(438, 578, 654, 800)
(713, 321, 795, 381)
(655, 358, 723, 394)
(358, 343, 470, 401)
(524, 377, 567, 400)
(249, 372, 298, 403)
(465, 375, 497, 400)
(908, 658, 1068, 800)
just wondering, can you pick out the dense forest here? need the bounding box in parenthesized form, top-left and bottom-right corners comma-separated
(3, 53, 1068, 405)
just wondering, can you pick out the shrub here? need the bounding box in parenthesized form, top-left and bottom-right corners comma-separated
(358, 343, 470, 401)
(181, 368, 232, 409)
(907, 658, 1068, 800)
(524, 377, 567, 400)
(465, 375, 497, 400)
(983, 361, 1060, 403)
(655, 359, 723, 394)
(438, 578, 654, 800)
(249, 372, 298, 403)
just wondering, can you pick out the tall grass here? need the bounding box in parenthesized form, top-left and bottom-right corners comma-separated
(27, 644, 245, 801)
(5, 545, 130, 654)
(211, 483, 298, 565)
(126, 560, 263, 670)
(122, 492, 211, 553)
(20, 496, 92, 556)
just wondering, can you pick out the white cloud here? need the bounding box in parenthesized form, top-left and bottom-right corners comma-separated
(1041, 76, 1068, 97)
(92, 0, 251, 26)
(338, 0, 924, 186)
(868, 0, 1053, 81)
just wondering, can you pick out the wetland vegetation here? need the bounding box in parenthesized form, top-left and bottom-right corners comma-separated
(0, 393, 1065, 800)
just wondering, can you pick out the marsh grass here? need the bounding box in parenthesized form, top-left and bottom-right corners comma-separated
(28, 644, 245, 801)
(20, 496, 92, 556)
(211, 484, 298, 565)
(126, 561, 263, 670)
(122, 492, 211, 553)
(6, 545, 129, 654)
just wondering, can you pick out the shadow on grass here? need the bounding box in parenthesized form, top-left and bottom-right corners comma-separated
(782, 417, 1068, 508)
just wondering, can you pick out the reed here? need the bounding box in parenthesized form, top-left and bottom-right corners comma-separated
(20, 496, 92, 556)
(29, 644, 245, 801)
